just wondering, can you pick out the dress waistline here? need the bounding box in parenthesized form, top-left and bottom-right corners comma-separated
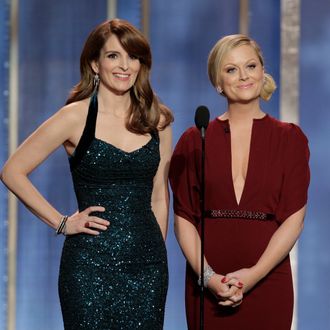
(204, 209, 275, 221)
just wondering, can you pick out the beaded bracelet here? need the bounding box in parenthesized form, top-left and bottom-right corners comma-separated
(55, 215, 68, 235)
(198, 265, 215, 288)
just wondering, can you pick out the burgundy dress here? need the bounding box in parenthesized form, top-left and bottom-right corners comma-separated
(169, 115, 310, 330)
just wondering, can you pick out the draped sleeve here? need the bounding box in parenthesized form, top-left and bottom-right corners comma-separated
(276, 124, 310, 223)
(169, 128, 201, 227)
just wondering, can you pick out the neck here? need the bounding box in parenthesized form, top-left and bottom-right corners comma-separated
(224, 99, 264, 123)
(97, 85, 131, 117)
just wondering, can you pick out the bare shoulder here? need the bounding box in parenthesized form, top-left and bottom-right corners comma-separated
(55, 99, 89, 125)
(158, 108, 173, 128)
(29, 98, 91, 149)
(158, 121, 172, 142)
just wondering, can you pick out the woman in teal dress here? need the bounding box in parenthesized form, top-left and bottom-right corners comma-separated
(1, 19, 173, 329)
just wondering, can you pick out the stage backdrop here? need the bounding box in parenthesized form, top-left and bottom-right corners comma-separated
(298, 0, 330, 328)
(0, 0, 329, 329)
(0, 1, 10, 329)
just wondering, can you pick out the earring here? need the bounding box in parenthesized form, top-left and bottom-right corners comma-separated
(93, 73, 100, 89)
(216, 86, 223, 94)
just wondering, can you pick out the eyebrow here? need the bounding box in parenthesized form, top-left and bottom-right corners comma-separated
(223, 58, 258, 67)
(104, 50, 120, 54)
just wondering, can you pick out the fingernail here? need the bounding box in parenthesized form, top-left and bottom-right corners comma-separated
(221, 277, 227, 283)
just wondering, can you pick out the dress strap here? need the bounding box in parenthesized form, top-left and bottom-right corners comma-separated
(69, 92, 98, 170)
(204, 209, 275, 221)
(151, 129, 159, 142)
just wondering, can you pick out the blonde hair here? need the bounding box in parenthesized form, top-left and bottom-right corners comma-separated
(207, 34, 276, 101)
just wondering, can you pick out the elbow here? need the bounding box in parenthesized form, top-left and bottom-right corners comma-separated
(173, 215, 189, 242)
(173, 216, 180, 239)
(298, 219, 305, 234)
(0, 161, 9, 182)
(292, 216, 305, 239)
(0, 166, 9, 186)
(297, 212, 305, 234)
(0, 164, 19, 189)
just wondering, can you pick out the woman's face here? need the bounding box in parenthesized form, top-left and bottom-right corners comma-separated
(218, 44, 264, 103)
(92, 34, 141, 95)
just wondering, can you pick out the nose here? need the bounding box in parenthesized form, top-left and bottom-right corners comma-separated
(119, 56, 129, 71)
(239, 68, 248, 81)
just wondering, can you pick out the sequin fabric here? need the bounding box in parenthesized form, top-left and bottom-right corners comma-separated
(59, 98, 168, 329)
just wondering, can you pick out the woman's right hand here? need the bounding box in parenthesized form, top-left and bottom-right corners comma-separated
(207, 273, 243, 307)
(64, 206, 110, 235)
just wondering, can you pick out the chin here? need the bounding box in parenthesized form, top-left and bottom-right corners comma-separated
(238, 91, 260, 100)
(108, 85, 132, 95)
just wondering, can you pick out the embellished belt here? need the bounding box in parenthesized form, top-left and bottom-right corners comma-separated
(204, 209, 275, 221)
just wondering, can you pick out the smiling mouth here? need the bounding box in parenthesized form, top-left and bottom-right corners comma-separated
(238, 83, 254, 89)
(113, 73, 130, 79)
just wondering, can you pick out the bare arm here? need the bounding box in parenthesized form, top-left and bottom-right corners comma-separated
(1, 107, 77, 227)
(175, 215, 243, 305)
(0, 104, 109, 235)
(151, 125, 172, 240)
(174, 215, 205, 275)
(226, 206, 306, 293)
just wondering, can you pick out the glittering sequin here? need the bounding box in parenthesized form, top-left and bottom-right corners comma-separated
(59, 136, 168, 329)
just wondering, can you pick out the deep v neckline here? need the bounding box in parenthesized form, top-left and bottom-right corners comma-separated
(230, 124, 253, 207)
(217, 114, 268, 207)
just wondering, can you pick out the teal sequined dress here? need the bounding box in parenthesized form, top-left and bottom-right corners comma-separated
(58, 94, 168, 329)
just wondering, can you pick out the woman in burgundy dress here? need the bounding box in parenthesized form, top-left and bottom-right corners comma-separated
(169, 34, 310, 329)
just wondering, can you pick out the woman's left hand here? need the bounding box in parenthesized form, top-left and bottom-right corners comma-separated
(225, 267, 260, 294)
(207, 273, 243, 306)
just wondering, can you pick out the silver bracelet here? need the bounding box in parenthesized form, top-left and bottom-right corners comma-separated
(198, 265, 215, 288)
(55, 215, 68, 235)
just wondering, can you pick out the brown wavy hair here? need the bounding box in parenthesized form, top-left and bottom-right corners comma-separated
(208, 34, 276, 101)
(66, 19, 173, 133)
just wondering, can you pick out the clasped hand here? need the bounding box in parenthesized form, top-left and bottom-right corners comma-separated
(207, 273, 244, 308)
(208, 267, 259, 308)
(64, 206, 110, 235)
